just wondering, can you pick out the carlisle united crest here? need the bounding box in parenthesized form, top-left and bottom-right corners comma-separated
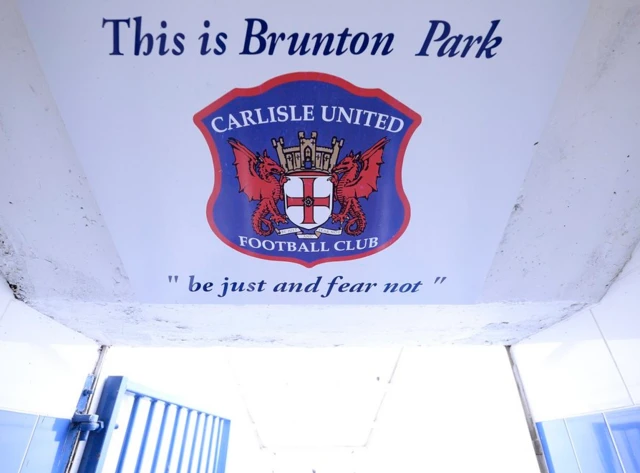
(194, 72, 421, 267)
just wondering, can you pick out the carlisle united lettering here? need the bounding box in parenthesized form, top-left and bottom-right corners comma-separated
(210, 105, 405, 134)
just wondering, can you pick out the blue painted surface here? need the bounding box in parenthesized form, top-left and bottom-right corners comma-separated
(0, 410, 74, 473)
(536, 419, 580, 473)
(78, 376, 231, 473)
(605, 407, 640, 473)
(566, 414, 624, 473)
(0, 410, 37, 473)
(538, 406, 640, 473)
(195, 74, 419, 267)
(21, 416, 73, 473)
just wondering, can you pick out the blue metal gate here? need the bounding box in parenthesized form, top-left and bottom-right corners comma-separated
(76, 376, 231, 473)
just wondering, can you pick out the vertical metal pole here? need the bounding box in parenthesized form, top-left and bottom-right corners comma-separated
(76, 376, 128, 473)
(212, 419, 224, 473)
(150, 402, 170, 472)
(134, 399, 157, 472)
(115, 395, 141, 473)
(176, 409, 193, 472)
(64, 346, 111, 473)
(196, 415, 211, 473)
(205, 417, 218, 473)
(506, 346, 550, 473)
(165, 406, 183, 471)
(214, 420, 231, 473)
(187, 412, 203, 472)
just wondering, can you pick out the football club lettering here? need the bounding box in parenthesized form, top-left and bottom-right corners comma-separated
(194, 72, 421, 267)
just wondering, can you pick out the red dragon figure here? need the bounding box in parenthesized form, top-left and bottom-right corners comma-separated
(331, 137, 390, 236)
(229, 138, 288, 236)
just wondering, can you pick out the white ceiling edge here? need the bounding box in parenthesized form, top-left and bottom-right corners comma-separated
(28, 298, 585, 346)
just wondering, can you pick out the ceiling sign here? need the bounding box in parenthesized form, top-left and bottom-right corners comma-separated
(17, 0, 588, 305)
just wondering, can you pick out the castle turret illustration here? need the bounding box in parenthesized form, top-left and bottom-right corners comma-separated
(271, 131, 344, 173)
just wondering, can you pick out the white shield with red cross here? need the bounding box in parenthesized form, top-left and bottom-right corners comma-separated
(283, 172, 334, 230)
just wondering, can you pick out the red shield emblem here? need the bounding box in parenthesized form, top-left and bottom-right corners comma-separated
(194, 72, 421, 267)
(283, 172, 333, 230)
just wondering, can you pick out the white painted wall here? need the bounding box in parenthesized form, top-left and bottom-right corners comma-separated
(512, 242, 640, 422)
(482, 0, 640, 305)
(0, 0, 132, 303)
(0, 280, 99, 418)
(0, 0, 638, 349)
(98, 345, 539, 473)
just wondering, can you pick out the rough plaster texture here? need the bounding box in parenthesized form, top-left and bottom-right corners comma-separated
(482, 0, 640, 303)
(0, 0, 132, 304)
(0, 0, 638, 346)
(31, 298, 586, 346)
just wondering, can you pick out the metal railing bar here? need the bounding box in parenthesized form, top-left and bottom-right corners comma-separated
(205, 417, 218, 473)
(214, 420, 230, 473)
(166, 406, 183, 472)
(187, 412, 203, 473)
(115, 395, 141, 473)
(196, 415, 210, 473)
(150, 402, 170, 473)
(176, 409, 193, 473)
(212, 418, 223, 473)
(134, 399, 157, 473)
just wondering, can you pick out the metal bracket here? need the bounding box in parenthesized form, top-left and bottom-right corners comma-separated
(75, 374, 96, 413)
(72, 413, 104, 442)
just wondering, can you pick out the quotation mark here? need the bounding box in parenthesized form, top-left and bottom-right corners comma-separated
(168, 275, 179, 283)
(434, 276, 447, 284)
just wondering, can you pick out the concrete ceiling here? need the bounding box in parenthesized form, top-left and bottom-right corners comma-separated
(1, 0, 639, 346)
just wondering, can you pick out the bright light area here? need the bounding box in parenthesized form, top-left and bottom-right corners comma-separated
(96, 345, 539, 473)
